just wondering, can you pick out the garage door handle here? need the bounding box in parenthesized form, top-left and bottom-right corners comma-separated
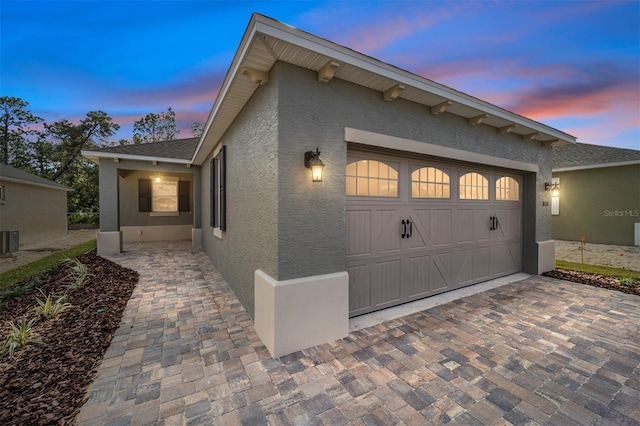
(408, 219, 413, 238)
(401, 220, 406, 239)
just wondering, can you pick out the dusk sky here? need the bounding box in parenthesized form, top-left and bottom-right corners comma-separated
(2, 1, 639, 150)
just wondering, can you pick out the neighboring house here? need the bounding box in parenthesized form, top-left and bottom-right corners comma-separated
(0, 163, 71, 247)
(552, 143, 640, 246)
(83, 14, 577, 357)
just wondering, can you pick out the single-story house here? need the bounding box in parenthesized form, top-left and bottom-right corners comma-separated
(0, 163, 72, 248)
(83, 14, 577, 357)
(552, 143, 640, 246)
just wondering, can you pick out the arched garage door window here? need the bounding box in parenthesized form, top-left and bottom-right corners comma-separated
(346, 160, 398, 197)
(411, 166, 450, 199)
(496, 176, 520, 201)
(459, 172, 489, 200)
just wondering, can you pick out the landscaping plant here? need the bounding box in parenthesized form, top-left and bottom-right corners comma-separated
(1, 316, 42, 360)
(619, 276, 638, 287)
(64, 257, 93, 290)
(33, 289, 72, 320)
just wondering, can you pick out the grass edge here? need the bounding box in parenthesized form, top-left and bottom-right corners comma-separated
(555, 259, 640, 280)
(0, 239, 97, 292)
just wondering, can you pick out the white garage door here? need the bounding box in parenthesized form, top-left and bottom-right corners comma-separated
(346, 151, 522, 317)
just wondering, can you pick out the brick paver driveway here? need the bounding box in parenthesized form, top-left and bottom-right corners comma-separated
(78, 242, 640, 425)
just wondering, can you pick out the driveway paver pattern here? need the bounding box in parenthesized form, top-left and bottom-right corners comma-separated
(78, 242, 640, 425)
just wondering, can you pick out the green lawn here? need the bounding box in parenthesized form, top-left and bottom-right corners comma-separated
(556, 259, 640, 280)
(0, 239, 97, 293)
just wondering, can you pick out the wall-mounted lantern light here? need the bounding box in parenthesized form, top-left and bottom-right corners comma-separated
(545, 181, 560, 197)
(155, 176, 162, 183)
(304, 148, 324, 182)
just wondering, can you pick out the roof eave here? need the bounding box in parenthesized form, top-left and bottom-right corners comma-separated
(0, 176, 72, 192)
(193, 14, 577, 165)
(553, 160, 640, 172)
(81, 150, 193, 165)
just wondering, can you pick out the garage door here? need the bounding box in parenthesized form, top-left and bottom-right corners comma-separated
(346, 151, 522, 317)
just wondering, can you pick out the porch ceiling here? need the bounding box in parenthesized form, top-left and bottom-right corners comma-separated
(193, 14, 577, 165)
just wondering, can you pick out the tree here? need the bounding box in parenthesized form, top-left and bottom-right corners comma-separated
(0, 96, 43, 165)
(133, 107, 179, 144)
(191, 121, 203, 138)
(43, 111, 119, 182)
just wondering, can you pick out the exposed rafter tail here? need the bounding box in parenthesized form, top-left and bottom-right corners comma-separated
(318, 60, 340, 83)
(431, 100, 452, 115)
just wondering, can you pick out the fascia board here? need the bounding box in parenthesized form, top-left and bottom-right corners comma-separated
(192, 16, 261, 165)
(252, 16, 577, 143)
(81, 150, 192, 165)
(553, 160, 640, 172)
(0, 177, 72, 192)
(193, 14, 577, 164)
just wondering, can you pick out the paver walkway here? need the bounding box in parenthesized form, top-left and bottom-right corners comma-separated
(78, 242, 640, 425)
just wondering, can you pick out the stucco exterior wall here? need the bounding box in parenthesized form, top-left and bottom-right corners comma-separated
(202, 60, 554, 317)
(0, 180, 68, 246)
(275, 61, 552, 278)
(552, 164, 640, 246)
(118, 169, 193, 227)
(98, 160, 199, 232)
(201, 67, 280, 317)
(97, 160, 200, 254)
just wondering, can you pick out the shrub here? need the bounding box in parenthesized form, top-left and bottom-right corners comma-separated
(619, 276, 638, 287)
(1, 316, 42, 359)
(67, 212, 99, 225)
(33, 290, 72, 320)
(64, 258, 93, 290)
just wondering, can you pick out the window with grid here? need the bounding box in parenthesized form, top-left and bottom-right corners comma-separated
(459, 172, 489, 200)
(495, 177, 519, 201)
(411, 166, 450, 199)
(346, 160, 398, 197)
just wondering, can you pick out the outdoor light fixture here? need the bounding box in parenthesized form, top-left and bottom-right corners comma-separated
(545, 181, 560, 197)
(304, 148, 324, 182)
(155, 176, 161, 183)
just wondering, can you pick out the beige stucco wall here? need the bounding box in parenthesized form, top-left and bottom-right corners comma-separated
(0, 180, 68, 246)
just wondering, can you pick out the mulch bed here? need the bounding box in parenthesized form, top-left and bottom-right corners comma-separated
(543, 268, 640, 296)
(0, 250, 139, 425)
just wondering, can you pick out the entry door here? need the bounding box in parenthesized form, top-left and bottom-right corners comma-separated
(346, 152, 522, 317)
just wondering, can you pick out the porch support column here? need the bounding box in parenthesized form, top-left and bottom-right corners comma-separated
(192, 168, 202, 248)
(97, 161, 122, 255)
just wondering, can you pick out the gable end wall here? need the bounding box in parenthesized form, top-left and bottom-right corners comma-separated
(201, 69, 280, 317)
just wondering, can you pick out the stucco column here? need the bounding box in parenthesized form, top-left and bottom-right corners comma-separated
(97, 161, 122, 255)
(191, 168, 203, 248)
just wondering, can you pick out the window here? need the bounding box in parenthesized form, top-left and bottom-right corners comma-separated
(152, 179, 178, 212)
(210, 145, 226, 231)
(346, 160, 398, 197)
(459, 172, 488, 200)
(0, 185, 4, 203)
(411, 166, 450, 199)
(495, 177, 519, 201)
(138, 177, 189, 214)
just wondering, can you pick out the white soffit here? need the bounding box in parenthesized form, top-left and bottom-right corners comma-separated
(193, 14, 577, 165)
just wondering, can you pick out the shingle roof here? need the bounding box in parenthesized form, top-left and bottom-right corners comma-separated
(553, 143, 640, 170)
(0, 163, 71, 191)
(92, 137, 199, 161)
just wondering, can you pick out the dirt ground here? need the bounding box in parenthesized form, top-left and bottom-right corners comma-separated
(554, 239, 640, 270)
(0, 229, 97, 273)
